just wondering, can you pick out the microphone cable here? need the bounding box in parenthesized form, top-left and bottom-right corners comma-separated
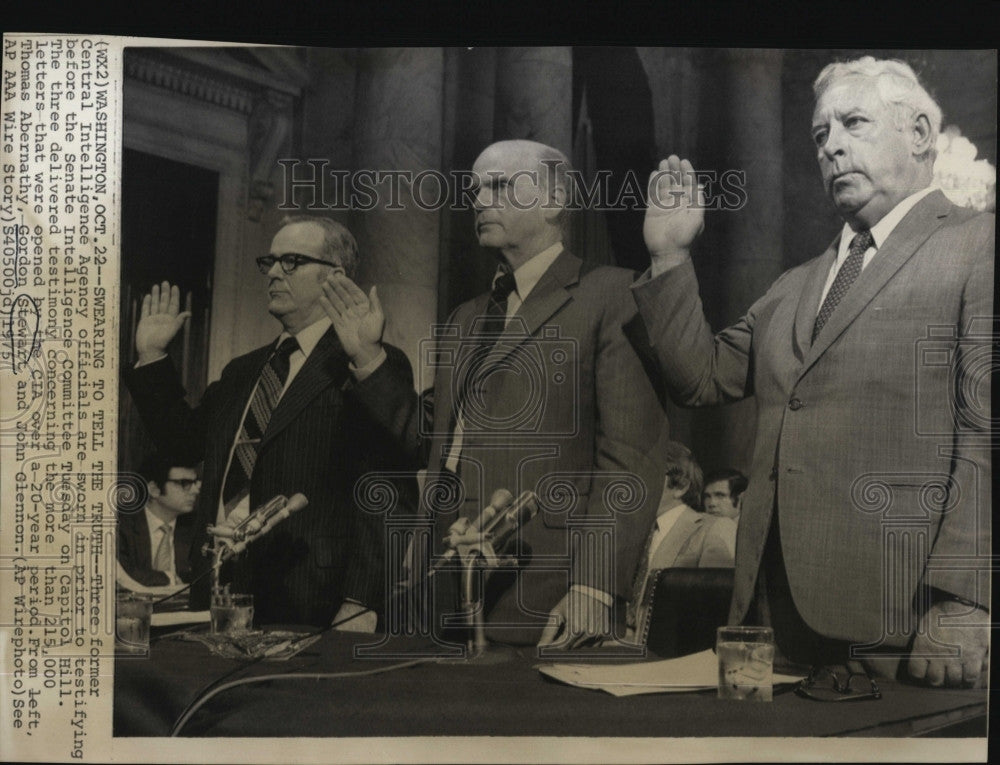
(168, 604, 426, 737)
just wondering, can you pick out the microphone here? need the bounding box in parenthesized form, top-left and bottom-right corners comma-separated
(206, 494, 309, 557)
(480, 490, 538, 552)
(430, 488, 515, 573)
(256, 493, 309, 537)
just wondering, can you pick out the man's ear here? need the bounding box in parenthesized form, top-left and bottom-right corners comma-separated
(543, 183, 568, 223)
(147, 480, 162, 499)
(910, 112, 934, 157)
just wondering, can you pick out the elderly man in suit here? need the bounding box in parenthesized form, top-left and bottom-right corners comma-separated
(322, 140, 667, 648)
(634, 57, 991, 686)
(125, 215, 411, 629)
(117, 453, 199, 587)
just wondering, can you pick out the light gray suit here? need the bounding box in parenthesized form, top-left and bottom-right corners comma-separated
(632, 190, 992, 648)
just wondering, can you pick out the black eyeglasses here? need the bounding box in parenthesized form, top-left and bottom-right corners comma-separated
(795, 664, 881, 702)
(256, 253, 342, 275)
(166, 478, 202, 491)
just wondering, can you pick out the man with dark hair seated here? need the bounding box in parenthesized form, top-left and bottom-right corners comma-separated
(702, 468, 747, 557)
(117, 453, 200, 587)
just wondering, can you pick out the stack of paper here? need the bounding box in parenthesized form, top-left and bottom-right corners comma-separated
(151, 610, 211, 628)
(537, 649, 805, 697)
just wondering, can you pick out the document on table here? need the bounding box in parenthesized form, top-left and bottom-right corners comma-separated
(151, 611, 211, 628)
(537, 649, 806, 697)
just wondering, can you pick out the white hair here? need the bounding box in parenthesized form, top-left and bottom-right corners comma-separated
(813, 57, 942, 159)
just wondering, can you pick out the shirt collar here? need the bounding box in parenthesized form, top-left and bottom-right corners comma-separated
(145, 506, 175, 532)
(839, 186, 938, 254)
(495, 243, 563, 302)
(278, 316, 332, 358)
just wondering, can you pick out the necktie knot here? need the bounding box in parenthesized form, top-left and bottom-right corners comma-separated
(275, 336, 300, 361)
(849, 229, 874, 258)
(491, 269, 517, 303)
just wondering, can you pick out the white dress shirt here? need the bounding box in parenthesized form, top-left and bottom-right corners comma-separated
(818, 186, 938, 309)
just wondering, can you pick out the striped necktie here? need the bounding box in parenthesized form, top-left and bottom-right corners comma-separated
(222, 336, 299, 513)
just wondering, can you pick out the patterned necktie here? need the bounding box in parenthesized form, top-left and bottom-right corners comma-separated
(479, 268, 518, 342)
(812, 229, 875, 342)
(153, 523, 172, 573)
(222, 336, 299, 512)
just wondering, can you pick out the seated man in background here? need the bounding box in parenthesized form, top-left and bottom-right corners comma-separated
(117, 453, 199, 587)
(625, 442, 734, 642)
(702, 468, 747, 557)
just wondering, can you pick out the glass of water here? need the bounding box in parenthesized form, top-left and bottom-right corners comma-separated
(716, 626, 775, 701)
(210, 592, 254, 635)
(116, 593, 153, 655)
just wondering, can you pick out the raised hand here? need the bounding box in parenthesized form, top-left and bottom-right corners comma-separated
(320, 273, 385, 368)
(643, 155, 706, 271)
(135, 282, 192, 363)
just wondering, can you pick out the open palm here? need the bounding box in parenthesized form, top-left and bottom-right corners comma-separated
(135, 281, 191, 362)
(320, 274, 385, 366)
(643, 155, 706, 260)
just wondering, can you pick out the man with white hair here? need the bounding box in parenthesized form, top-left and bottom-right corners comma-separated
(634, 57, 991, 686)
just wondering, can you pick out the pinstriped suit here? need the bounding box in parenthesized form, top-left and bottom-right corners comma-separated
(632, 191, 993, 649)
(125, 329, 413, 627)
(355, 249, 668, 644)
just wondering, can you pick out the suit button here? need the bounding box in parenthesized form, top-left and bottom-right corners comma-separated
(788, 397, 803, 410)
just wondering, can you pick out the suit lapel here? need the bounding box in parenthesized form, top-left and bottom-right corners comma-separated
(261, 327, 348, 449)
(792, 239, 839, 361)
(135, 512, 154, 569)
(485, 249, 579, 369)
(797, 191, 953, 380)
(651, 507, 700, 569)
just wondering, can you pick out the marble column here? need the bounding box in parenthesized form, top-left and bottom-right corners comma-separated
(439, 47, 498, 315)
(719, 49, 785, 318)
(692, 49, 785, 475)
(493, 47, 572, 154)
(352, 48, 445, 389)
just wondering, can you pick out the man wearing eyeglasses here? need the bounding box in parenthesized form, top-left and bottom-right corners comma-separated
(125, 215, 412, 630)
(117, 453, 200, 587)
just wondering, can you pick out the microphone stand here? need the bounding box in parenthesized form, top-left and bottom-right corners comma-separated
(446, 491, 537, 663)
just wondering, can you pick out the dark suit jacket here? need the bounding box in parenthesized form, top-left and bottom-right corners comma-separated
(355, 249, 669, 644)
(632, 191, 993, 647)
(116, 508, 194, 587)
(125, 328, 413, 627)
